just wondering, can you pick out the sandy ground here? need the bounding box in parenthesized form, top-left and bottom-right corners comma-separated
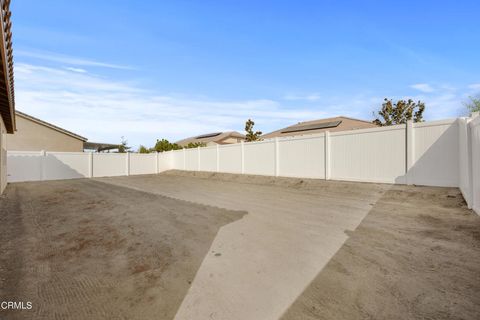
(1, 170, 479, 319)
(0, 178, 245, 319)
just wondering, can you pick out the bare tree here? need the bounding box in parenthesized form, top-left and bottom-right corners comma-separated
(118, 136, 131, 153)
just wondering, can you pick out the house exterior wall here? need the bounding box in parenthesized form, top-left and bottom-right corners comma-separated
(219, 137, 244, 144)
(6, 115, 84, 152)
(0, 115, 7, 193)
(176, 132, 245, 147)
(189, 136, 243, 147)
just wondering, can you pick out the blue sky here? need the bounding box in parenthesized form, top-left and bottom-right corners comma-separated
(12, 0, 480, 148)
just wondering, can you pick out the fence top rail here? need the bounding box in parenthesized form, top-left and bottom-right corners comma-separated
(92, 153, 126, 156)
(244, 140, 275, 146)
(329, 123, 405, 137)
(169, 149, 186, 153)
(198, 145, 218, 150)
(46, 151, 87, 155)
(218, 143, 243, 148)
(129, 153, 157, 157)
(413, 118, 456, 128)
(275, 132, 326, 142)
(7, 150, 44, 155)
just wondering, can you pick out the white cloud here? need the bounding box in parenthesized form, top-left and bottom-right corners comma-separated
(468, 83, 480, 91)
(283, 93, 321, 101)
(15, 63, 338, 147)
(15, 62, 468, 148)
(388, 92, 465, 119)
(15, 64, 142, 93)
(16, 50, 133, 70)
(417, 93, 463, 119)
(64, 67, 87, 73)
(410, 83, 435, 93)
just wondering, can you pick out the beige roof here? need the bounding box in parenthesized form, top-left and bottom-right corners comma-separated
(16, 111, 88, 142)
(176, 131, 245, 146)
(262, 116, 377, 139)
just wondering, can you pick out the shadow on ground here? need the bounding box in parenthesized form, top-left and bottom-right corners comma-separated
(281, 185, 480, 320)
(0, 179, 246, 320)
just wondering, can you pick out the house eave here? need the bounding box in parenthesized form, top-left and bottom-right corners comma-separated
(0, 0, 15, 133)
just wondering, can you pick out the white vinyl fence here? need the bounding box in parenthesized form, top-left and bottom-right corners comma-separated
(458, 114, 480, 214)
(471, 117, 480, 214)
(169, 118, 460, 186)
(7, 116, 480, 214)
(7, 151, 171, 181)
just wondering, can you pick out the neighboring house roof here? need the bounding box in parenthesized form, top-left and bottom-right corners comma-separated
(16, 111, 88, 142)
(0, 1, 15, 133)
(262, 116, 377, 139)
(84, 141, 120, 152)
(176, 131, 245, 146)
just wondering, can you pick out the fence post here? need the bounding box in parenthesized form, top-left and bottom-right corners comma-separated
(459, 117, 473, 208)
(197, 146, 201, 171)
(241, 141, 245, 174)
(126, 152, 130, 176)
(324, 132, 330, 180)
(89, 152, 93, 178)
(40, 150, 46, 181)
(156, 152, 159, 174)
(469, 114, 479, 212)
(406, 120, 415, 185)
(274, 138, 279, 177)
(216, 145, 220, 172)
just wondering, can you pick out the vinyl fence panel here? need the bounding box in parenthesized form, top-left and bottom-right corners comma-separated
(218, 144, 242, 174)
(278, 135, 325, 179)
(411, 120, 459, 187)
(171, 150, 184, 170)
(44, 152, 89, 180)
(158, 151, 174, 173)
(130, 153, 157, 175)
(7, 151, 43, 182)
(93, 153, 127, 177)
(199, 146, 217, 172)
(185, 148, 198, 171)
(244, 140, 275, 176)
(329, 125, 406, 184)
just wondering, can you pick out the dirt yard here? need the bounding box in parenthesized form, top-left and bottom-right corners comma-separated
(1, 171, 479, 320)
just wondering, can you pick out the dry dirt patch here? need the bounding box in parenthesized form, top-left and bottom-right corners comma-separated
(1, 172, 480, 320)
(281, 185, 480, 320)
(98, 171, 480, 320)
(0, 179, 245, 320)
